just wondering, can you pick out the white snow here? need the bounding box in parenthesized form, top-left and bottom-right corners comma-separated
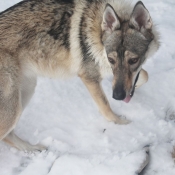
(0, 0, 175, 175)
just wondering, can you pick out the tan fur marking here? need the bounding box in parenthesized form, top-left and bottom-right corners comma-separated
(125, 51, 138, 59)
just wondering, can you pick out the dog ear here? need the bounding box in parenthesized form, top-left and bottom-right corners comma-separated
(130, 1, 152, 31)
(101, 4, 120, 33)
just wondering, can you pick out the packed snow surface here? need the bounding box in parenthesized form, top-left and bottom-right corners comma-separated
(0, 0, 175, 175)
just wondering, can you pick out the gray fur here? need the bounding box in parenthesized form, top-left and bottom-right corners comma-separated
(0, 0, 159, 151)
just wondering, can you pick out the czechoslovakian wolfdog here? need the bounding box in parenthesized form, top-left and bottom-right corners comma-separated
(0, 0, 159, 151)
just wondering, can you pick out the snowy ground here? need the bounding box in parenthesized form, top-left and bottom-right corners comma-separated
(0, 0, 175, 175)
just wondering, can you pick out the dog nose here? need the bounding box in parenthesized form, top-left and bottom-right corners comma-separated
(113, 87, 126, 100)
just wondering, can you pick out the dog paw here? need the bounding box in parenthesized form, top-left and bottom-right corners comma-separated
(114, 118, 131, 125)
(105, 113, 131, 125)
(27, 144, 47, 152)
(12, 138, 48, 152)
(17, 143, 47, 153)
(4, 132, 48, 153)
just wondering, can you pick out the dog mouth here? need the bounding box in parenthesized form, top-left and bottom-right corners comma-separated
(123, 71, 140, 103)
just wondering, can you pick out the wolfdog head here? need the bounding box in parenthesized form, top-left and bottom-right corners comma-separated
(101, 1, 157, 103)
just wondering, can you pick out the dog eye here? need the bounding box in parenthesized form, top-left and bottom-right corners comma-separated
(128, 58, 139, 65)
(108, 57, 116, 65)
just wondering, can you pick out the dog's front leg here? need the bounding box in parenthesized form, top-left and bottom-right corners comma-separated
(80, 75, 130, 125)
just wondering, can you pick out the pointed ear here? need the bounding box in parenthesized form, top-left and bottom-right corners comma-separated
(101, 4, 120, 33)
(130, 1, 152, 31)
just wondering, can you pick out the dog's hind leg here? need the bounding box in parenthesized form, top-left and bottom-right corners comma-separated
(4, 131, 45, 151)
(0, 64, 22, 146)
(0, 51, 45, 151)
(0, 88, 21, 142)
(3, 74, 45, 151)
(80, 75, 130, 125)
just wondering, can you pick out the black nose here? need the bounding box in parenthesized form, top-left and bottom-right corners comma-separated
(113, 87, 126, 100)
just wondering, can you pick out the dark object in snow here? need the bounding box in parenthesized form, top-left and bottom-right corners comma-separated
(137, 146, 150, 175)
